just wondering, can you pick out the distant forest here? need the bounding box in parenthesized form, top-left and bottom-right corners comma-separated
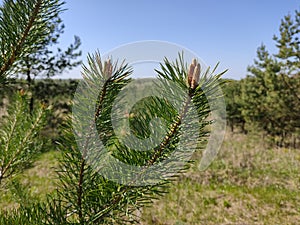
(1, 74, 299, 148)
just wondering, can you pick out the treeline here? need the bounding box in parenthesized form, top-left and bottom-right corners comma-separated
(0, 79, 79, 141)
(1, 73, 299, 149)
(223, 10, 300, 147)
(223, 74, 300, 147)
(0, 79, 78, 104)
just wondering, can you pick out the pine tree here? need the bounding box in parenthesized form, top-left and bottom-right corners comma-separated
(242, 10, 300, 145)
(273, 10, 300, 75)
(273, 10, 300, 141)
(13, 7, 82, 112)
(222, 79, 245, 133)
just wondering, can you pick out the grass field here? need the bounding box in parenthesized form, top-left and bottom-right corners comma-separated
(0, 130, 299, 224)
(141, 131, 300, 224)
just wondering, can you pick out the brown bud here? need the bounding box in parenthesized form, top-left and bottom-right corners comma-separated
(191, 63, 201, 89)
(104, 59, 113, 78)
(192, 58, 197, 67)
(188, 59, 201, 89)
(187, 63, 195, 86)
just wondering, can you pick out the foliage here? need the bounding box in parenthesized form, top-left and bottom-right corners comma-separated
(45, 52, 225, 224)
(244, 45, 286, 135)
(13, 2, 81, 112)
(0, 0, 63, 185)
(0, 51, 226, 224)
(273, 10, 300, 74)
(224, 10, 300, 146)
(0, 91, 50, 185)
(0, 0, 65, 83)
(0, 0, 61, 223)
(0, 0, 66, 187)
(222, 79, 245, 133)
(15, 15, 82, 80)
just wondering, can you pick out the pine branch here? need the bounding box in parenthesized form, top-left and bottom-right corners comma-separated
(0, 0, 42, 75)
(74, 53, 129, 223)
(77, 159, 85, 223)
(148, 97, 191, 166)
(56, 52, 225, 224)
(90, 55, 224, 223)
(0, 91, 50, 185)
(0, 0, 65, 81)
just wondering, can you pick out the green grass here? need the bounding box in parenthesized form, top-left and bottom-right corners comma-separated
(0, 150, 60, 211)
(141, 132, 300, 224)
(0, 131, 299, 224)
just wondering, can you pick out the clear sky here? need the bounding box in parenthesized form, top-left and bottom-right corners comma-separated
(57, 0, 299, 80)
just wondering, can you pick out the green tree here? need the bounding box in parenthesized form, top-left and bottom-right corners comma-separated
(273, 10, 300, 75)
(15, 15, 82, 81)
(15, 11, 82, 112)
(222, 79, 245, 133)
(273, 10, 300, 142)
(244, 45, 294, 144)
(242, 10, 300, 146)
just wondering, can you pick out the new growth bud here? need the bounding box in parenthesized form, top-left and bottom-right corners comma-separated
(187, 59, 201, 89)
(188, 60, 196, 86)
(19, 88, 25, 96)
(103, 59, 113, 78)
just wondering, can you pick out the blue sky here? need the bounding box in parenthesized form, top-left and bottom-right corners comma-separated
(58, 0, 299, 80)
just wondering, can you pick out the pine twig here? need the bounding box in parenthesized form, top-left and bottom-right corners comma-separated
(0, 0, 43, 76)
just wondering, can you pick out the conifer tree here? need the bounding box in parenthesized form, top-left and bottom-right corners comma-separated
(241, 10, 300, 145)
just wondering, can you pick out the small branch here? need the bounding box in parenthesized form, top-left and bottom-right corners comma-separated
(0, 0, 43, 76)
(148, 97, 191, 165)
(93, 93, 194, 223)
(1, 102, 45, 182)
(76, 79, 110, 223)
(77, 159, 85, 223)
(94, 80, 109, 121)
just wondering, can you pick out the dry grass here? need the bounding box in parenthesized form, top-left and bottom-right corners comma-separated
(141, 131, 300, 224)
